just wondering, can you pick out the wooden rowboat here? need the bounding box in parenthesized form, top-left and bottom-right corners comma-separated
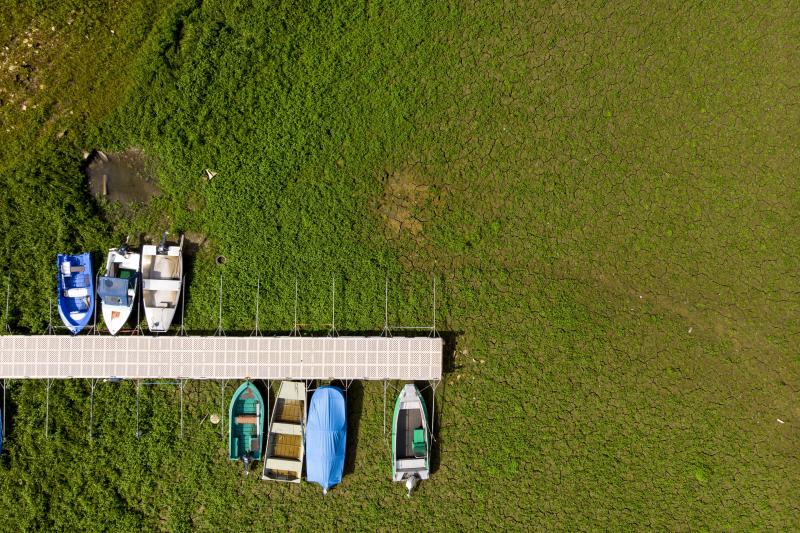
(262, 381, 306, 483)
(228, 382, 264, 466)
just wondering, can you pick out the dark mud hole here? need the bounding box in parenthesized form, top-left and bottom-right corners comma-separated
(86, 149, 160, 206)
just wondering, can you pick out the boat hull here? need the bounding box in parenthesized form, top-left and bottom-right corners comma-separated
(392, 383, 430, 482)
(99, 249, 140, 335)
(262, 381, 307, 483)
(141, 239, 183, 333)
(57, 253, 95, 335)
(228, 382, 265, 461)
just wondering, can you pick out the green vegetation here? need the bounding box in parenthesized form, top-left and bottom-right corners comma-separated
(1, 0, 799, 529)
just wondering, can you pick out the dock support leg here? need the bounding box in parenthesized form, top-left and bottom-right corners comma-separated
(89, 379, 98, 441)
(135, 380, 141, 438)
(44, 379, 53, 440)
(220, 380, 227, 439)
(179, 380, 186, 440)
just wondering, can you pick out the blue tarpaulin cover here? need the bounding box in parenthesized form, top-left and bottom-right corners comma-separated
(98, 277, 129, 306)
(306, 386, 347, 492)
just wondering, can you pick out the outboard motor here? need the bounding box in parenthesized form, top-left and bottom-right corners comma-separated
(405, 474, 420, 497)
(118, 235, 130, 257)
(156, 232, 169, 255)
(241, 453, 251, 476)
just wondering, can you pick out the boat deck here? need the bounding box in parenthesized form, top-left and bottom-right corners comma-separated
(274, 398, 304, 424)
(396, 408, 423, 459)
(268, 433, 302, 459)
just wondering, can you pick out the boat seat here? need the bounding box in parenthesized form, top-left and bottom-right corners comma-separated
(266, 458, 301, 472)
(142, 279, 181, 291)
(67, 274, 90, 289)
(61, 262, 85, 276)
(413, 427, 426, 457)
(396, 458, 426, 470)
(235, 415, 258, 425)
(271, 422, 302, 435)
(65, 287, 89, 298)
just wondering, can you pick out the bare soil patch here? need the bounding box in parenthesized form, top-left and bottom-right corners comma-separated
(86, 148, 160, 207)
(378, 168, 429, 237)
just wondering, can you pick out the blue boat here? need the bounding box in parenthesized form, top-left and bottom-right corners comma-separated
(57, 253, 95, 334)
(306, 386, 347, 494)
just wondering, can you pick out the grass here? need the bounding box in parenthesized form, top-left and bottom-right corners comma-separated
(1, 0, 799, 530)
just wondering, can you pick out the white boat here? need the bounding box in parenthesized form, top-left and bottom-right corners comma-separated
(392, 384, 430, 495)
(141, 233, 183, 333)
(262, 381, 307, 483)
(98, 242, 141, 335)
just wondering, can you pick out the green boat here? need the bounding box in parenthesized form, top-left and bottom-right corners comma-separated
(228, 382, 265, 464)
(392, 383, 430, 496)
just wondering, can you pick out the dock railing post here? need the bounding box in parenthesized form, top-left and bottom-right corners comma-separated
(46, 297, 55, 335)
(328, 275, 338, 337)
(291, 276, 300, 336)
(4, 275, 10, 333)
(44, 379, 53, 440)
(177, 275, 187, 336)
(251, 277, 261, 337)
(179, 379, 186, 440)
(214, 274, 225, 337)
(135, 380, 141, 438)
(89, 379, 98, 441)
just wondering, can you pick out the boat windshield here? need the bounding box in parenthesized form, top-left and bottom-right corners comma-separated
(98, 277, 129, 306)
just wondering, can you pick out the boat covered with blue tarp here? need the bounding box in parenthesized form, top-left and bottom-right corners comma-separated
(306, 386, 347, 494)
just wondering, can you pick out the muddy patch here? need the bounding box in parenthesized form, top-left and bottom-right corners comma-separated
(86, 148, 160, 207)
(378, 168, 429, 237)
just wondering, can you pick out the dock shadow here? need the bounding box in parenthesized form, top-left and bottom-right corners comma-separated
(330, 379, 363, 476)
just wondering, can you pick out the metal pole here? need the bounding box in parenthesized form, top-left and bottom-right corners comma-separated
(4, 275, 10, 333)
(432, 275, 437, 336)
(329, 276, 337, 337)
(45, 379, 52, 440)
(135, 380, 141, 438)
(252, 277, 261, 336)
(220, 381, 226, 439)
(89, 379, 98, 440)
(383, 380, 388, 443)
(266, 380, 271, 437)
(46, 297, 55, 334)
(2, 379, 7, 436)
(177, 275, 187, 336)
(430, 380, 438, 442)
(92, 270, 100, 334)
(292, 276, 299, 336)
(383, 276, 390, 336)
(179, 380, 185, 440)
(133, 273, 142, 335)
(215, 273, 225, 336)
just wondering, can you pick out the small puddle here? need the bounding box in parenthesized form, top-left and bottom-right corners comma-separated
(86, 148, 160, 207)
